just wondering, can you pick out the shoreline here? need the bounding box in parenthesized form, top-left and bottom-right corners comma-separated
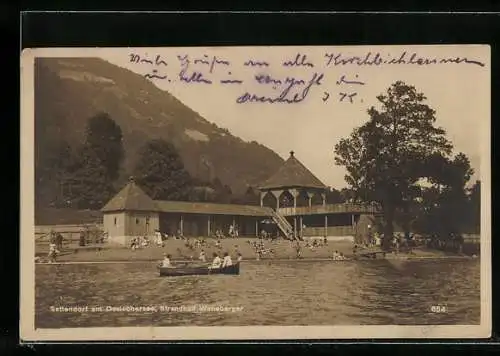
(35, 237, 477, 265)
(35, 255, 478, 265)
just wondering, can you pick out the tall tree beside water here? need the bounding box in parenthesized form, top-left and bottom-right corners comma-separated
(334, 81, 453, 250)
(412, 153, 474, 240)
(134, 139, 193, 200)
(65, 113, 124, 209)
(82, 112, 124, 181)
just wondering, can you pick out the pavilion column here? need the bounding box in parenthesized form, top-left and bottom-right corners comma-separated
(289, 188, 299, 211)
(259, 191, 266, 207)
(293, 217, 297, 239)
(180, 215, 184, 235)
(271, 190, 283, 211)
(321, 192, 326, 207)
(255, 219, 258, 236)
(299, 216, 303, 238)
(324, 215, 328, 237)
(207, 216, 211, 236)
(306, 191, 314, 208)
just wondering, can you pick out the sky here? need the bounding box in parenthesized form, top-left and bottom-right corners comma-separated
(95, 45, 489, 189)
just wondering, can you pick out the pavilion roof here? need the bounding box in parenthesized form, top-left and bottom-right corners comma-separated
(258, 151, 327, 190)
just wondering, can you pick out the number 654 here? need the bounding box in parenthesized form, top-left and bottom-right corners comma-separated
(431, 305, 447, 313)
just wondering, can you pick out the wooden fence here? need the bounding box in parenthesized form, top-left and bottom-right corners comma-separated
(35, 224, 105, 245)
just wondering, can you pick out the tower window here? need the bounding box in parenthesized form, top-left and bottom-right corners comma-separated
(136, 218, 139, 224)
(114, 217, 117, 226)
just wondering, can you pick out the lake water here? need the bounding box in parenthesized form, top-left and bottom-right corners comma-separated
(35, 259, 480, 328)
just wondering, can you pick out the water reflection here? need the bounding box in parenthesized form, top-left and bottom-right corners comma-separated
(35, 259, 480, 328)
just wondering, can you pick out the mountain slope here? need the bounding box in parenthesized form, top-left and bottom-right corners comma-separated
(35, 57, 284, 200)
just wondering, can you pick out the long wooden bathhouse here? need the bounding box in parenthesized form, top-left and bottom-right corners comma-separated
(101, 151, 378, 245)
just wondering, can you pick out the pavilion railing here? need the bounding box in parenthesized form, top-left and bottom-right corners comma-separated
(270, 210, 295, 239)
(277, 203, 379, 216)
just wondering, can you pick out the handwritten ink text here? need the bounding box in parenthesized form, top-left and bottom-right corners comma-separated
(236, 72, 324, 104)
(325, 51, 485, 67)
(283, 53, 314, 68)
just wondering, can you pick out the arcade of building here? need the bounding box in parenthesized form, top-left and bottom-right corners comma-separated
(101, 151, 378, 245)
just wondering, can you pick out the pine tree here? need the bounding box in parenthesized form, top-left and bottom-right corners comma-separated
(134, 139, 193, 200)
(63, 113, 124, 209)
(83, 112, 124, 181)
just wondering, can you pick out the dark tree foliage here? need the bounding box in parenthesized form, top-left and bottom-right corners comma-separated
(412, 153, 475, 240)
(187, 185, 216, 202)
(37, 113, 124, 209)
(242, 186, 260, 205)
(335, 81, 454, 249)
(467, 180, 481, 234)
(67, 146, 116, 209)
(209, 177, 233, 204)
(62, 113, 124, 209)
(325, 188, 343, 204)
(83, 112, 124, 181)
(134, 139, 193, 201)
(35, 139, 78, 208)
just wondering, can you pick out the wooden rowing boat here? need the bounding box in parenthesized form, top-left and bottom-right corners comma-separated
(158, 263, 240, 277)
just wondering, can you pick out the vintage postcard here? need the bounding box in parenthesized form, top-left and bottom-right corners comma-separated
(20, 45, 491, 341)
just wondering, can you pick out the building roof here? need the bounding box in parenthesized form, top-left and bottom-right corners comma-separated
(101, 177, 158, 212)
(258, 151, 327, 190)
(155, 201, 273, 217)
(102, 177, 273, 216)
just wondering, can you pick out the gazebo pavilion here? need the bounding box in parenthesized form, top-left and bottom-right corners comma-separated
(258, 151, 328, 210)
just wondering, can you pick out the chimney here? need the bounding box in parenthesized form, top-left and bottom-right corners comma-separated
(290, 150, 295, 157)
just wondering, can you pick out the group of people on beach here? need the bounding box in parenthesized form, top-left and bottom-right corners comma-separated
(332, 250, 347, 261)
(212, 224, 240, 239)
(44, 230, 63, 263)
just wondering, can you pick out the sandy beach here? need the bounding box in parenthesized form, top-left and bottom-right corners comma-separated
(35, 237, 474, 263)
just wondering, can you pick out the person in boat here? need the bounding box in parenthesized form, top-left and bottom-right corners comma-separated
(222, 252, 233, 268)
(209, 252, 222, 269)
(199, 249, 206, 262)
(161, 253, 172, 267)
